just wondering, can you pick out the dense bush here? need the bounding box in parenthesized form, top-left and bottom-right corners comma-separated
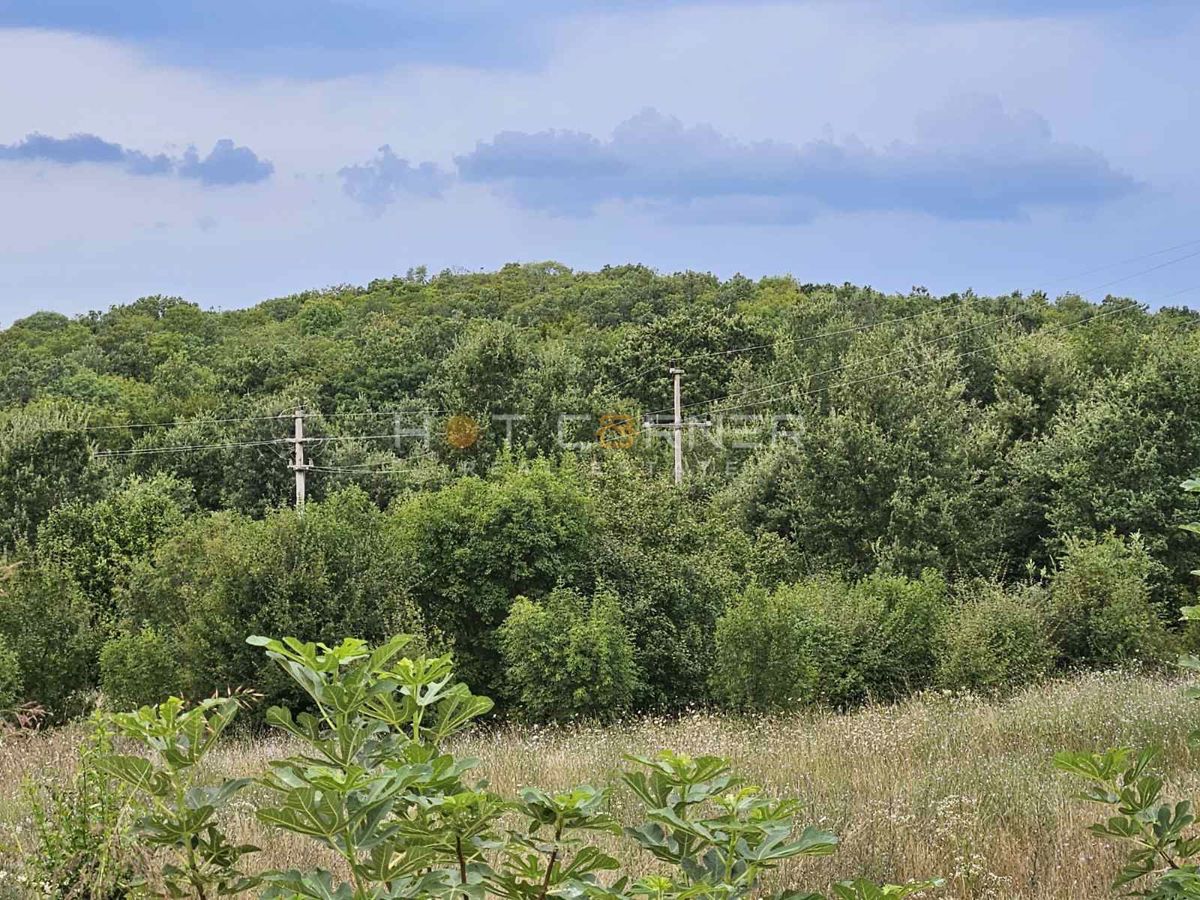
(499, 585, 638, 720)
(713, 571, 947, 710)
(99, 626, 182, 710)
(937, 582, 1056, 692)
(0, 557, 98, 720)
(0, 401, 102, 552)
(390, 457, 595, 695)
(1049, 533, 1171, 667)
(711, 583, 812, 710)
(583, 456, 752, 708)
(0, 633, 20, 712)
(122, 487, 427, 711)
(38, 473, 192, 615)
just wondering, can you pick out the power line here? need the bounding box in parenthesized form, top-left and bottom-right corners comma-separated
(73, 412, 287, 433)
(600, 362, 668, 396)
(1052, 237, 1200, 284)
(67, 408, 435, 435)
(302, 433, 405, 445)
(94, 437, 288, 458)
(308, 458, 435, 474)
(92, 430, 415, 459)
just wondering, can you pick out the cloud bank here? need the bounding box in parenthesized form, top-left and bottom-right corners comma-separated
(453, 97, 1139, 223)
(0, 132, 273, 186)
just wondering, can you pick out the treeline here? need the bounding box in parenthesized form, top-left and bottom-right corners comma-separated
(1, 262, 1200, 720)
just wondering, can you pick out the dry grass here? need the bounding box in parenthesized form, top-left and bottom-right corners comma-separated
(1, 671, 1196, 899)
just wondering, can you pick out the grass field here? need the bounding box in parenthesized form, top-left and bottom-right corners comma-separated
(1, 671, 1196, 899)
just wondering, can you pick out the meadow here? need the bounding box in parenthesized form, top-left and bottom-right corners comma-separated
(1, 670, 1193, 899)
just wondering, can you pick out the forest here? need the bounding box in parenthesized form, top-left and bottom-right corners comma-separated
(2, 262, 1200, 723)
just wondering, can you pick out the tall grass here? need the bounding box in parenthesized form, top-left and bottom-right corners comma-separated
(1, 671, 1195, 899)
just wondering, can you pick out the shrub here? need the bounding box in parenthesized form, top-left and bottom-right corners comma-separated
(585, 456, 752, 709)
(711, 583, 813, 710)
(0, 557, 98, 720)
(1049, 533, 1171, 667)
(0, 634, 20, 713)
(937, 582, 1056, 692)
(122, 487, 428, 713)
(390, 458, 595, 696)
(713, 571, 947, 710)
(797, 571, 948, 708)
(99, 626, 182, 710)
(499, 585, 638, 721)
(38, 473, 192, 616)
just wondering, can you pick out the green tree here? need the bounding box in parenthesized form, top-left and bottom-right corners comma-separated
(711, 583, 813, 710)
(585, 456, 752, 708)
(0, 401, 102, 551)
(38, 473, 193, 618)
(1024, 340, 1200, 600)
(390, 458, 595, 694)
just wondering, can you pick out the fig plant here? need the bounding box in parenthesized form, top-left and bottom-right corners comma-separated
(247, 633, 938, 900)
(98, 632, 940, 898)
(96, 694, 259, 898)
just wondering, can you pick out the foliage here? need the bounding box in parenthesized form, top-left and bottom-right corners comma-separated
(936, 582, 1056, 693)
(618, 749, 840, 899)
(1049, 533, 1172, 668)
(0, 555, 99, 721)
(248, 633, 500, 899)
(22, 716, 142, 898)
(584, 456, 751, 708)
(100, 626, 183, 711)
(0, 635, 19, 714)
(122, 487, 427, 712)
(1028, 342, 1200, 599)
(390, 458, 595, 694)
(1055, 478, 1200, 897)
(0, 401, 102, 552)
(97, 694, 259, 897)
(711, 583, 813, 710)
(1055, 746, 1200, 897)
(720, 572, 947, 709)
(2, 269, 1198, 720)
(499, 585, 638, 721)
(39, 473, 192, 615)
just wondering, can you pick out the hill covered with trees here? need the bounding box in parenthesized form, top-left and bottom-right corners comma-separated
(2, 262, 1199, 720)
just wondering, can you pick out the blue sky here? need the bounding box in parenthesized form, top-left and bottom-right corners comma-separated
(1, 0, 1197, 321)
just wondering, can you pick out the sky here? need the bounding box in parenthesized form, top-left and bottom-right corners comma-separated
(1, 0, 1198, 323)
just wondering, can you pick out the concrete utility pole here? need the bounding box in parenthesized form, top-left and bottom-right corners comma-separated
(290, 406, 310, 512)
(670, 365, 684, 486)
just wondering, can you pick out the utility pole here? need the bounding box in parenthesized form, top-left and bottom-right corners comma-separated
(670, 365, 684, 486)
(290, 406, 310, 512)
